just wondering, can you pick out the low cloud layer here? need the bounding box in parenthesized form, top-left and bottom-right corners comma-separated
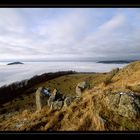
(0, 8, 140, 61)
(0, 62, 127, 86)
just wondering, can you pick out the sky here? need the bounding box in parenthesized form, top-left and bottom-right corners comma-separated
(0, 8, 140, 61)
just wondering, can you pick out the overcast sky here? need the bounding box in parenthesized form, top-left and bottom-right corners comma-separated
(0, 8, 140, 61)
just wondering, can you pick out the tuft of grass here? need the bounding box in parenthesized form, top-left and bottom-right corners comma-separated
(103, 68, 119, 85)
(126, 84, 140, 93)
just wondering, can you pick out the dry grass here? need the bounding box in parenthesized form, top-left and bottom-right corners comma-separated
(0, 86, 139, 131)
(103, 68, 119, 86)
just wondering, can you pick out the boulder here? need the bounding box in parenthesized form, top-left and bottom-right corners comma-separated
(35, 87, 50, 111)
(50, 101, 64, 110)
(91, 91, 140, 130)
(76, 81, 90, 97)
(52, 88, 63, 101)
(104, 92, 140, 120)
(48, 95, 55, 107)
(118, 93, 140, 119)
(41, 87, 51, 97)
(35, 87, 42, 111)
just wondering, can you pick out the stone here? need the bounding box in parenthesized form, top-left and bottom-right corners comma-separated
(52, 89, 57, 96)
(64, 96, 75, 107)
(118, 93, 140, 119)
(104, 92, 140, 120)
(41, 87, 51, 97)
(76, 86, 82, 97)
(76, 81, 90, 97)
(52, 88, 63, 101)
(35, 87, 42, 111)
(35, 87, 50, 111)
(48, 95, 55, 107)
(105, 93, 121, 110)
(50, 101, 63, 110)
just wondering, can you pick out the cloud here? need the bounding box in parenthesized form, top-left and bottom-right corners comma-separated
(98, 14, 125, 32)
(0, 8, 140, 61)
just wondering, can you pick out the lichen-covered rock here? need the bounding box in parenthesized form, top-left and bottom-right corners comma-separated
(47, 89, 64, 110)
(35, 87, 43, 111)
(35, 87, 50, 111)
(48, 95, 55, 107)
(50, 101, 63, 110)
(91, 91, 140, 130)
(52, 89, 63, 101)
(104, 93, 121, 110)
(104, 92, 140, 120)
(118, 93, 140, 119)
(76, 81, 90, 97)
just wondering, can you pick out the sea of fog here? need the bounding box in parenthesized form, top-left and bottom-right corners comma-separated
(0, 61, 128, 87)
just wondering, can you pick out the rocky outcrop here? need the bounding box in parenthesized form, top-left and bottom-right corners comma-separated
(76, 81, 90, 97)
(35, 81, 90, 111)
(36, 87, 79, 111)
(92, 91, 140, 130)
(48, 89, 64, 111)
(104, 92, 140, 120)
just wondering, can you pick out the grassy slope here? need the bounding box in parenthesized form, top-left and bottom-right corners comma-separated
(0, 73, 106, 115)
(1, 61, 140, 131)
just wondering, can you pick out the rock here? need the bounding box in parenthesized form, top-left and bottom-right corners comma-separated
(41, 87, 51, 97)
(104, 92, 140, 120)
(64, 96, 75, 107)
(48, 95, 55, 107)
(35, 87, 42, 111)
(105, 93, 121, 110)
(15, 118, 28, 129)
(76, 87, 82, 97)
(52, 89, 57, 96)
(76, 81, 90, 97)
(118, 93, 140, 119)
(47, 89, 64, 109)
(91, 91, 140, 130)
(35, 87, 50, 111)
(50, 101, 63, 110)
(52, 89, 63, 101)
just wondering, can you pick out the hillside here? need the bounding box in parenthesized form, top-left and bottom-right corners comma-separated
(0, 61, 140, 131)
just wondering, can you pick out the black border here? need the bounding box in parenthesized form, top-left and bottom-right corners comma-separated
(0, 131, 140, 140)
(0, 0, 140, 7)
(0, 1, 140, 139)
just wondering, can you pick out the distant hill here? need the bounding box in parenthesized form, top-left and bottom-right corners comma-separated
(97, 60, 137, 64)
(7, 62, 24, 65)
